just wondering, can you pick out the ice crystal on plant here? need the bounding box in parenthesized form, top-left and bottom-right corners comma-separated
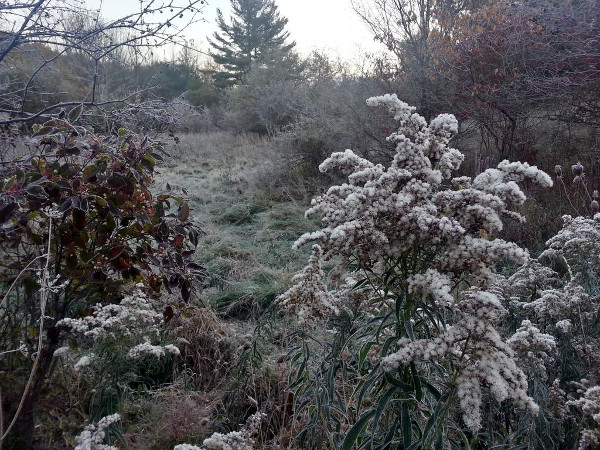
(506, 260, 560, 301)
(52, 346, 69, 357)
(541, 214, 600, 277)
(555, 319, 573, 334)
(281, 94, 553, 440)
(203, 431, 250, 450)
(407, 269, 454, 307)
(568, 386, 600, 449)
(520, 281, 595, 331)
(292, 95, 549, 285)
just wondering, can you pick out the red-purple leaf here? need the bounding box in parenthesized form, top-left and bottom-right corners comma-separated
(108, 246, 125, 260)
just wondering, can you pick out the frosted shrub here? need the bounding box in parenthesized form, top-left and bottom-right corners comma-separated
(568, 386, 600, 449)
(0, 118, 201, 446)
(541, 214, 600, 285)
(279, 94, 553, 448)
(127, 342, 180, 359)
(503, 210, 600, 448)
(507, 320, 556, 380)
(58, 283, 180, 363)
(57, 283, 182, 439)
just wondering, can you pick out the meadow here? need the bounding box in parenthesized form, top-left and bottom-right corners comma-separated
(1, 0, 599, 447)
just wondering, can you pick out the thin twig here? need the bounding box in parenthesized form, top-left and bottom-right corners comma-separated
(0, 217, 53, 444)
(559, 177, 580, 216)
(0, 386, 3, 450)
(0, 255, 47, 309)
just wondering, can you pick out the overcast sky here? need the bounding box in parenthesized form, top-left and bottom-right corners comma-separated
(89, 0, 382, 61)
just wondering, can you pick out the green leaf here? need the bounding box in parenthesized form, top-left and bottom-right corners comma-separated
(421, 391, 452, 447)
(26, 184, 48, 199)
(188, 228, 199, 246)
(107, 174, 127, 189)
(357, 367, 380, 412)
(423, 380, 442, 401)
(178, 202, 190, 221)
(358, 341, 377, 370)
(372, 386, 398, 438)
(181, 279, 191, 301)
(383, 372, 413, 392)
(402, 403, 412, 448)
(411, 363, 423, 401)
(3, 176, 15, 191)
(68, 103, 83, 122)
(32, 125, 55, 136)
(94, 196, 108, 207)
(0, 202, 18, 224)
(72, 208, 86, 230)
(141, 155, 156, 172)
(59, 198, 73, 213)
(341, 409, 376, 450)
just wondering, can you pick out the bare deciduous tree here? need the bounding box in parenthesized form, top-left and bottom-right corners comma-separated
(351, 0, 483, 119)
(0, 0, 206, 125)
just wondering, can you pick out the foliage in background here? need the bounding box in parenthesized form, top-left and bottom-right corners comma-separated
(429, 0, 600, 158)
(0, 0, 205, 125)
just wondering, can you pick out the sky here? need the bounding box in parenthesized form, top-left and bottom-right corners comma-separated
(88, 0, 382, 61)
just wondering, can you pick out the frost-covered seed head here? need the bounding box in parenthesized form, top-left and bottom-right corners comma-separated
(572, 162, 584, 176)
(555, 165, 562, 178)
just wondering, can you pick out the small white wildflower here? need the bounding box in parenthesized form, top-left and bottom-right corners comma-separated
(507, 320, 556, 380)
(58, 285, 162, 341)
(276, 245, 338, 325)
(53, 346, 70, 358)
(74, 354, 95, 372)
(202, 411, 266, 450)
(555, 319, 573, 333)
(127, 342, 180, 359)
(74, 413, 120, 450)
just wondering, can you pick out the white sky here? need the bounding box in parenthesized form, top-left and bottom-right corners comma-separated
(88, 0, 382, 61)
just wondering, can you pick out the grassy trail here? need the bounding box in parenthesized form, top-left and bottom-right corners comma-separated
(156, 131, 318, 319)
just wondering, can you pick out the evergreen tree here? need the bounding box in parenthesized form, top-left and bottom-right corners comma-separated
(208, 0, 295, 87)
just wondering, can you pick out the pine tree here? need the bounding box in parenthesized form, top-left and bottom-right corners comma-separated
(208, 0, 295, 88)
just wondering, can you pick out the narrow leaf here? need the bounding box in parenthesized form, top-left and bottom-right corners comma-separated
(341, 409, 376, 450)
